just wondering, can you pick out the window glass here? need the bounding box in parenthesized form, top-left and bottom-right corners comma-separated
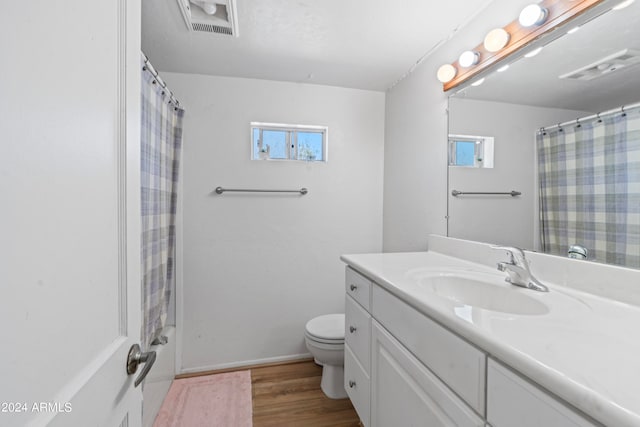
(455, 141, 476, 166)
(296, 132, 324, 161)
(263, 130, 288, 159)
(252, 128, 260, 160)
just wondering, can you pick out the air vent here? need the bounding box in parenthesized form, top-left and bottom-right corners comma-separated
(176, 0, 239, 37)
(559, 49, 640, 81)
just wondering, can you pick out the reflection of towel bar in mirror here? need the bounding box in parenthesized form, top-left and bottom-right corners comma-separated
(451, 190, 521, 197)
(215, 186, 308, 195)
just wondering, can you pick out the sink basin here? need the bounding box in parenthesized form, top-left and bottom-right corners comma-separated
(407, 269, 549, 315)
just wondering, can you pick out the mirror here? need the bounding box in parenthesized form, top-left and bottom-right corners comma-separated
(447, 1, 640, 268)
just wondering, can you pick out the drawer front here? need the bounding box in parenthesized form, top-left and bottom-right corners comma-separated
(371, 321, 484, 427)
(345, 345, 371, 427)
(345, 295, 371, 373)
(346, 266, 372, 311)
(487, 359, 596, 427)
(372, 285, 486, 415)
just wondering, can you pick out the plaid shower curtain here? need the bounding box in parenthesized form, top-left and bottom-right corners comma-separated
(537, 106, 640, 268)
(141, 59, 184, 350)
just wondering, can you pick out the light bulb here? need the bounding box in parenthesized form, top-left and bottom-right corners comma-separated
(519, 4, 548, 27)
(202, 3, 217, 14)
(459, 51, 480, 68)
(191, 0, 218, 14)
(437, 64, 457, 83)
(612, 0, 635, 10)
(484, 28, 511, 52)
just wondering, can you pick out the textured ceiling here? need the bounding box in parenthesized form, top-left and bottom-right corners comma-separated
(142, 0, 499, 91)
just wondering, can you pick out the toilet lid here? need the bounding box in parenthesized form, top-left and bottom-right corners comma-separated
(305, 314, 345, 341)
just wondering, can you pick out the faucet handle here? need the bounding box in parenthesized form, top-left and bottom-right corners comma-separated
(490, 245, 526, 264)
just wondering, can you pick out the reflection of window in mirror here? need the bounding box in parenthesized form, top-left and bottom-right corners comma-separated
(448, 134, 494, 168)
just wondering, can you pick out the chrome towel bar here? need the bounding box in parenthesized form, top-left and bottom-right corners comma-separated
(215, 186, 308, 195)
(451, 190, 521, 197)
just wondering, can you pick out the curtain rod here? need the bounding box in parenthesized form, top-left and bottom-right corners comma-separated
(539, 101, 640, 133)
(141, 52, 182, 110)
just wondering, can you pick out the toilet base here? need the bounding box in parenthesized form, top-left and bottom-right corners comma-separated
(320, 364, 348, 399)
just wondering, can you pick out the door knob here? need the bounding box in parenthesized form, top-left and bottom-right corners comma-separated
(126, 344, 156, 387)
(350, 284, 357, 291)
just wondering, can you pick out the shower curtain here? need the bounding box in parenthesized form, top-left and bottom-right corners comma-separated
(141, 56, 184, 350)
(537, 105, 640, 268)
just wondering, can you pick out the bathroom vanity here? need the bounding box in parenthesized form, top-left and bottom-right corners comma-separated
(342, 236, 640, 427)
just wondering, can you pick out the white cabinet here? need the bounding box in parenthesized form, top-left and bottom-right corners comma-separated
(344, 267, 373, 426)
(344, 265, 595, 427)
(487, 359, 596, 427)
(371, 321, 485, 427)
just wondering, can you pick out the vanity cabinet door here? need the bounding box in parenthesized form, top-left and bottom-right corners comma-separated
(371, 321, 484, 427)
(487, 359, 597, 427)
(373, 285, 486, 414)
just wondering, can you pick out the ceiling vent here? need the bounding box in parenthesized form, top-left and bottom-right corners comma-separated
(559, 49, 640, 81)
(176, 0, 239, 36)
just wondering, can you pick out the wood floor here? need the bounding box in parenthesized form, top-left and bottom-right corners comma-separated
(251, 360, 362, 427)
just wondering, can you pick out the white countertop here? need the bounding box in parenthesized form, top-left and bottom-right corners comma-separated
(341, 250, 640, 427)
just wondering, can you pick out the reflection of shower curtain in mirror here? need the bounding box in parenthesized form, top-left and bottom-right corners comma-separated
(537, 106, 640, 268)
(141, 59, 184, 350)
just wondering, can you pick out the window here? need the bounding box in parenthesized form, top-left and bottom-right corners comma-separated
(448, 134, 494, 168)
(251, 122, 327, 161)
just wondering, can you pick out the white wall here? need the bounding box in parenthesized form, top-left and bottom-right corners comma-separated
(383, 0, 540, 252)
(161, 73, 385, 372)
(447, 98, 590, 249)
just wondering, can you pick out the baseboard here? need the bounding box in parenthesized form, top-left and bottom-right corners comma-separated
(177, 353, 313, 379)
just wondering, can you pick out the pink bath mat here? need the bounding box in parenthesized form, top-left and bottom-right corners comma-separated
(153, 370, 253, 427)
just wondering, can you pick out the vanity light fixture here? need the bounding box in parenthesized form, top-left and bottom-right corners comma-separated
(519, 4, 548, 27)
(524, 47, 543, 58)
(497, 64, 510, 72)
(612, 0, 635, 10)
(439, 0, 604, 91)
(471, 78, 485, 87)
(459, 51, 480, 68)
(484, 28, 511, 52)
(437, 64, 457, 83)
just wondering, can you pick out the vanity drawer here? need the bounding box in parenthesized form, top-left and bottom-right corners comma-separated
(487, 359, 596, 427)
(346, 266, 372, 311)
(345, 294, 371, 373)
(345, 344, 371, 427)
(372, 284, 486, 415)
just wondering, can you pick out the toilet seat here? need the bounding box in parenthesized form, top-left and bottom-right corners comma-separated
(305, 314, 345, 344)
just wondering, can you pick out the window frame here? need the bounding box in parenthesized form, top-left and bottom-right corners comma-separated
(448, 134, 495, 168)
(251, 122, 328, 162)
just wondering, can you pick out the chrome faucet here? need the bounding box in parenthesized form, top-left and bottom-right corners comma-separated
(491, 245, 549, 292)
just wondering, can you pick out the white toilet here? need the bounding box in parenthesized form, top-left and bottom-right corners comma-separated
(304, 313, 347, 399)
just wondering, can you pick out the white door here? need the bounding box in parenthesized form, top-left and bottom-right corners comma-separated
(1, 1, 145, 426)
